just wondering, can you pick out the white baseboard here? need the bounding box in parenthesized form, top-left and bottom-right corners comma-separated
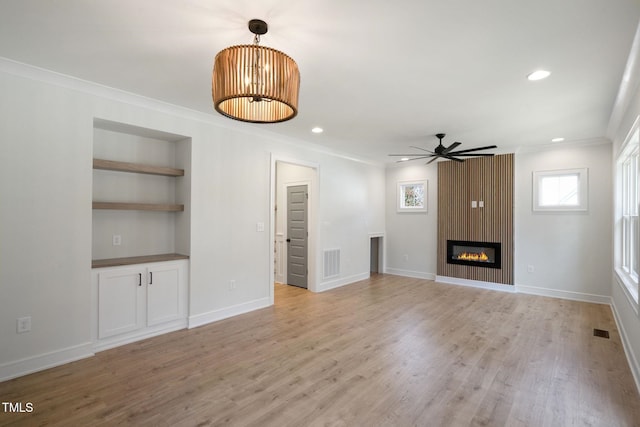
(610, 300, 640, 394)
(0, 342, 94, 382)
(317, 272, 370, 292)
(188, 297, 271, 329)
(436, 275, 516, 293)
(515, 284, 611, 305)
(93, 320, 187, 353)
(385, 268, 436, 281)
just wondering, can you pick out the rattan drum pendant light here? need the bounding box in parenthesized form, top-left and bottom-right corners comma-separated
(212, 19, 300, 123)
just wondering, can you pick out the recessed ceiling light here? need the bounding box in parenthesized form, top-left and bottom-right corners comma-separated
(311, 127, 323, 134)
(551, 137, 565, 142)
(400, 158, 409, 162)
(527, 70, 551, 81)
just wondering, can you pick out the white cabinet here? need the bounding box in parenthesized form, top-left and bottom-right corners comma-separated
(97, 267, 145, 339)
(93, 259, 188, 350)
(146, 263, 183, 327)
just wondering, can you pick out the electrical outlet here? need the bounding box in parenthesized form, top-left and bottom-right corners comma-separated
(403, 254, 409, 262)
(256, 222, 265, 232)
(527, 265, 535, 273)
(17, 316, 31, 334)
(229, 280, 236, 290)
(112, 235, 122, 246)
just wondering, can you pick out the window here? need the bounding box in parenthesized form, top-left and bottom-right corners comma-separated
(533, 168, 588, 211)
(616, 121, 639, 302)
(397, 180, 427, 212)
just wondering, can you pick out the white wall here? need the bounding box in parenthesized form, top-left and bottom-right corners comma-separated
(384, 163, 438, 278)
(318, 156, 386, 289)
(514, 141, 613, 301)
(0, 59, 386, 379)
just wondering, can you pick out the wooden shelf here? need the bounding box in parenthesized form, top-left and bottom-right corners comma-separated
(93, 202, 184, 211)
(93, 158, 184, 177)
(92, 253, 189, 268)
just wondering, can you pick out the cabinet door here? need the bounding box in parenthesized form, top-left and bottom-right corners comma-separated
(146, 263, 184, 326)
(98, 268, 144, 339)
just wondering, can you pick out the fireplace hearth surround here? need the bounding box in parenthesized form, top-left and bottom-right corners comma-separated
(437, 154, 513, 284)
(447, 240, 501, 269)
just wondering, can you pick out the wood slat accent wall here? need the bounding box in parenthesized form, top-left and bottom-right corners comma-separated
(437, 154, 514, 284)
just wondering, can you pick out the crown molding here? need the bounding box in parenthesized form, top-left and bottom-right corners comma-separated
(0, 56, 381, 167)
(607, 19, 640, 139)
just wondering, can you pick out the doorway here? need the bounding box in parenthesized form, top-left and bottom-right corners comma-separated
(272, 159, 318, 301)
(370, 236, 383, 275)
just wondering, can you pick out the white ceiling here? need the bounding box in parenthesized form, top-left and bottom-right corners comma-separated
(1, 0, 639, 163)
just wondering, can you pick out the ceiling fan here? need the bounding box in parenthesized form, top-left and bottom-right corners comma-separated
(389, 133, 497, 164)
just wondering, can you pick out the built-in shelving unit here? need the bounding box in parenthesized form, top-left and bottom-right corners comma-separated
(91, 120, 191, 352)
(91, 120, 191, 265)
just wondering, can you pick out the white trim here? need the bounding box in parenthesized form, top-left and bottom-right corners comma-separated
(514, 138, 611, 154)
(607, 20, 640, 139)
(317, 272, 370, 292)
(385, 268, 436, 281)
(270, 155, 320, 297)
(93, 320, 187, 353)
(397, 180, 428, 213)
(0, 342, 94, 382)
(0, 56, 381, 167)
(610, 299, 640, 394)
(516, 284, 611, 305)
(614, 271, 639, 315)
(532, 168, 588, 212)
(188, 297, 271, 329)
(436, 275, 516, 292)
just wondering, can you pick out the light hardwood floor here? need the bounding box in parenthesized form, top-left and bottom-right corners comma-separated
(1, 275, 639, 426)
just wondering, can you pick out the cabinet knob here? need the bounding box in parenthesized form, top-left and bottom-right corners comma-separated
(149, 272, 153, 285)
(138, 273, 142, 286)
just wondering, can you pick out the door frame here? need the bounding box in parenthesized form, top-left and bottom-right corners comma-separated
(270, 155, 319, 303)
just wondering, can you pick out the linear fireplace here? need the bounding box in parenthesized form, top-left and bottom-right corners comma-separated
(447, 240, 501, 269)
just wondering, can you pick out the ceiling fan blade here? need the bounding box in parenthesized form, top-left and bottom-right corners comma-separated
(409, 146, 434, 153)
(442, 142, 461, 154)
(448, 145, 497, 155)
(426, 156, 439, 165)
(388, 154, 431, 157)
(452, 153, 495, 157)
(443, 155, 464, 162)
(396, 156, 430, 163)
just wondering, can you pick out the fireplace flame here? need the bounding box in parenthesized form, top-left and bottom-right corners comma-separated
(456, 251, 490, 262)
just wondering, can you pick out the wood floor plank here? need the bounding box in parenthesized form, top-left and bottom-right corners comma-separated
(1, 275, 639, 426)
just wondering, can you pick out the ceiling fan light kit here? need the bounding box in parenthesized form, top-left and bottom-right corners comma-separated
(389, 133, 497, 164)
(212, 19, 300, 123)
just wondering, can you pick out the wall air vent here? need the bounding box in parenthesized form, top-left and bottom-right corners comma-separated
(323, 249, 340, 279)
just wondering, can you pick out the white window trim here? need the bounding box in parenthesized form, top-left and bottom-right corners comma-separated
(532, 168, 588, 212)
(397, 180, 428, 213)
(614, 115, 640, 309)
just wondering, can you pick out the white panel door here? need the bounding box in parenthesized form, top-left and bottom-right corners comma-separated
(146, 263, 183, 326)
(98, 268, 144, 339)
